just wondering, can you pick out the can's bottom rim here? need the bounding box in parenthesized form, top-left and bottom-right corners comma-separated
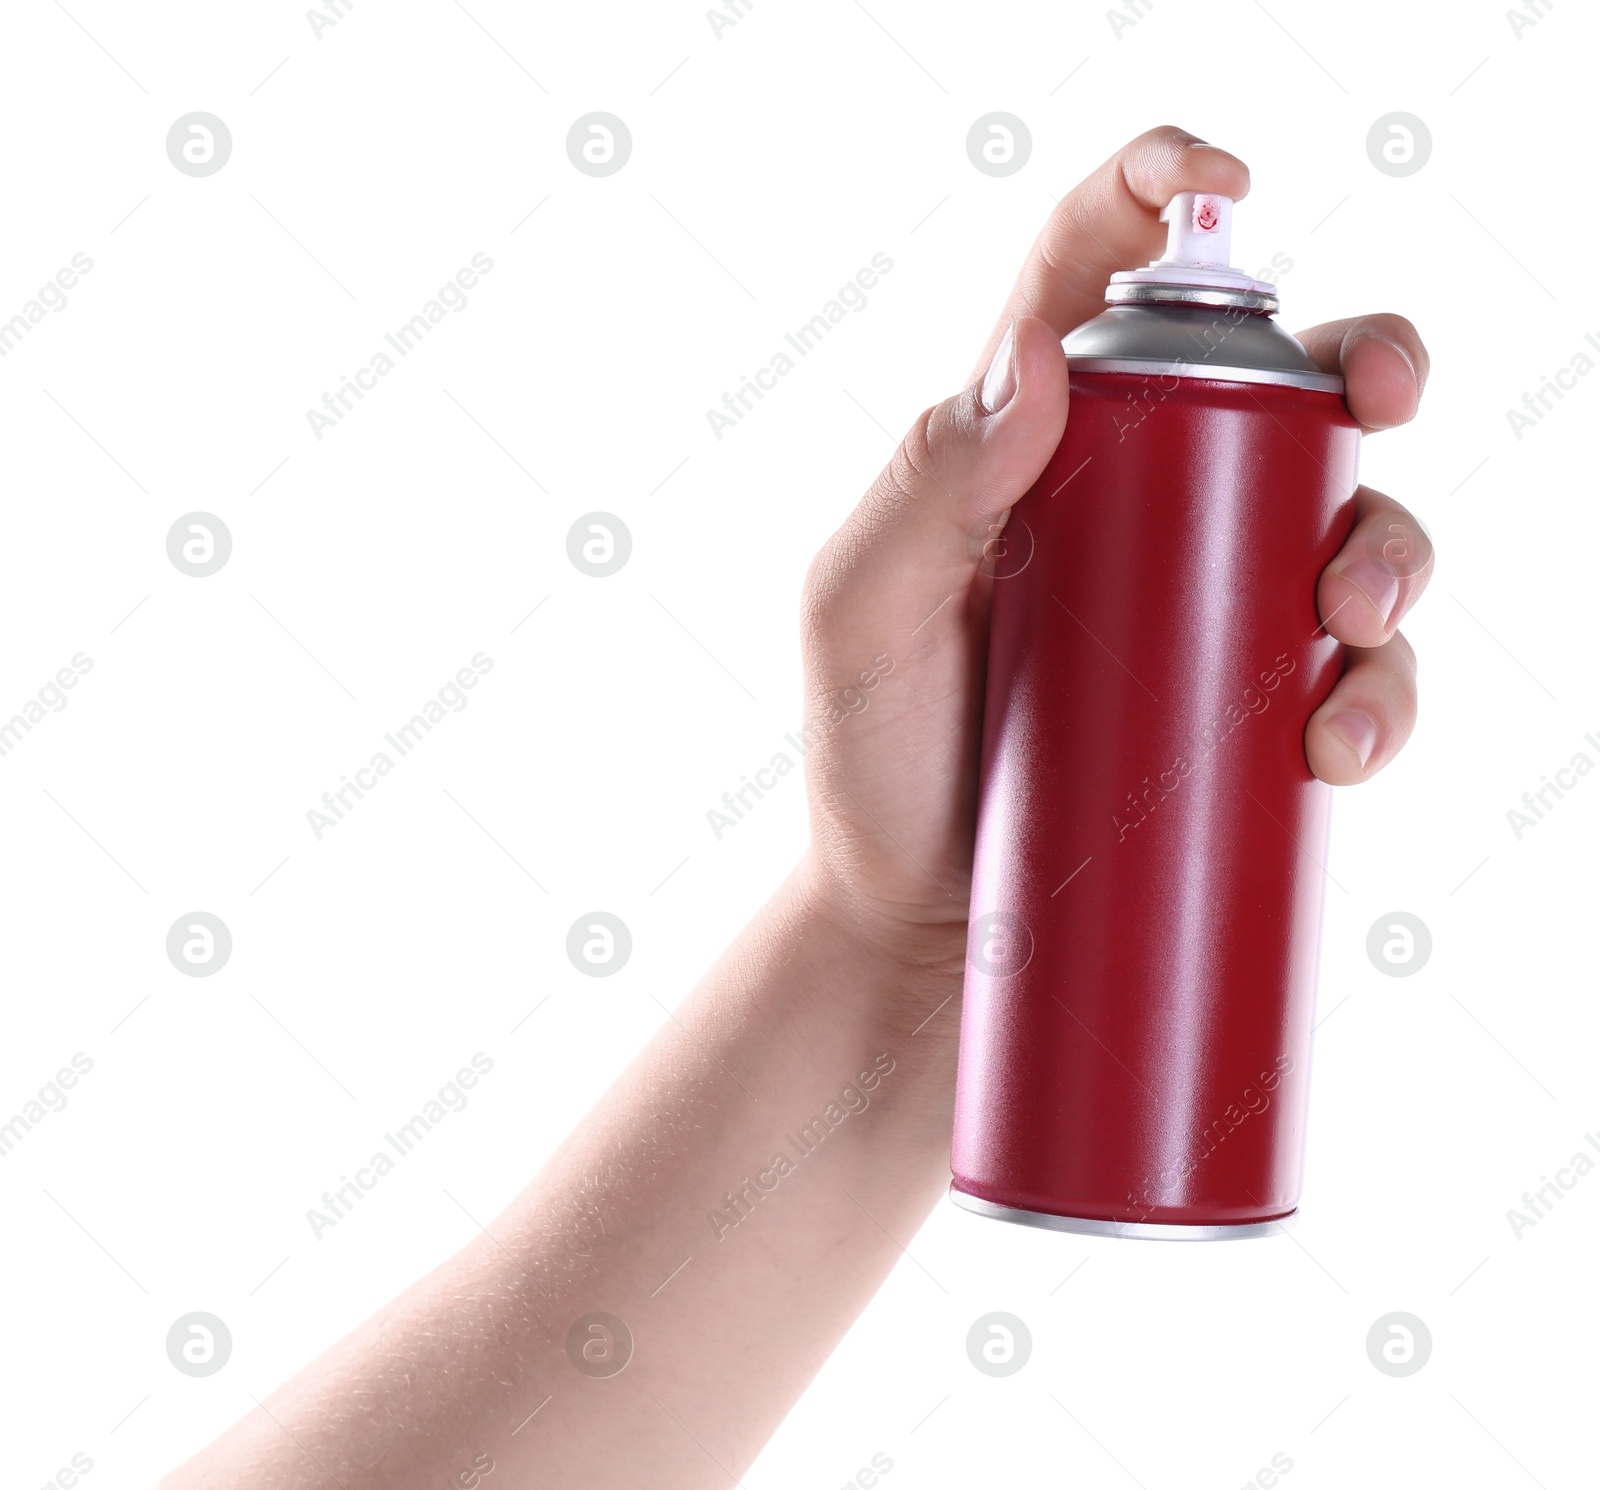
(948, 1187, 1296, 1242)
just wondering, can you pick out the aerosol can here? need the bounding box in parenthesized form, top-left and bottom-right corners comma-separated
(951, 192, 1360, 1239)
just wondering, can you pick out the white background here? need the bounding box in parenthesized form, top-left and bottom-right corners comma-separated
(2, 1, 1595, 1485)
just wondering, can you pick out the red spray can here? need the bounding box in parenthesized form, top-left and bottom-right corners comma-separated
(951, 192, 1360, 1239)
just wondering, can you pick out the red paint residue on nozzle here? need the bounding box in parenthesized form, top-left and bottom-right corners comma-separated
(1194, 198, 1220, 232)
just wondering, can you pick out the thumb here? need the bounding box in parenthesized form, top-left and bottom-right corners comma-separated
(805, 316, 1068, 656)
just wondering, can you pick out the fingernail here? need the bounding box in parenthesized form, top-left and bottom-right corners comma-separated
(1336, 554, 1402, 627)
(1326, 708, 1379, 770)
(981, 323, 1017, 414)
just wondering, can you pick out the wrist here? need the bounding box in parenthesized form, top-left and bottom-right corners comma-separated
(788, 850, 968, 1029)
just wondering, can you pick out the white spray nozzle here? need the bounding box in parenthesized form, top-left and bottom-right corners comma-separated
(1160, 191, 1235, 269)
(1108, 190, 1276, 300)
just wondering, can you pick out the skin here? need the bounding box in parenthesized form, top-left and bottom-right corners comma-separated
(161, 126, 1434, 1490)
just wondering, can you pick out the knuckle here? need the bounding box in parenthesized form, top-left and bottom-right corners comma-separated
(797, 396, 958, 657)
(886, 404, 943, 502)
(1356, 312, 1431, 377)
(1358, 311, 1418, 343)
(800, 536, 848, 639)
(850, 401, 948, 537)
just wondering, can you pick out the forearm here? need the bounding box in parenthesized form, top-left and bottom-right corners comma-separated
(162, 858, 962, 1490)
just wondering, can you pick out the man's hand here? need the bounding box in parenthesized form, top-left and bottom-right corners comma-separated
(800, 124, 1433, 963)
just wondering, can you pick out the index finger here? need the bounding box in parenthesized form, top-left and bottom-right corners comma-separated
(969, 124, 1250, 384)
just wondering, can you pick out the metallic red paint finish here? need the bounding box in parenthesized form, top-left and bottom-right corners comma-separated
(952, 368, 1361, 1229)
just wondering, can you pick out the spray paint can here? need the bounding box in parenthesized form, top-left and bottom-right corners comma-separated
(950, 192, 1360, 1239)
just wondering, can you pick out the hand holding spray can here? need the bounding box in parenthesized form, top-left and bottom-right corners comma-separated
(950, 192, 1360, 1239)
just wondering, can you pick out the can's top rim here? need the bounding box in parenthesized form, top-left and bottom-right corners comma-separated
(1065, 355, 1345, 395)
(1105, 281, 1279, 314)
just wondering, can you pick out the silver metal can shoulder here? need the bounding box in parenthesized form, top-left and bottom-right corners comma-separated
(1063, 300, 1344, 394)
